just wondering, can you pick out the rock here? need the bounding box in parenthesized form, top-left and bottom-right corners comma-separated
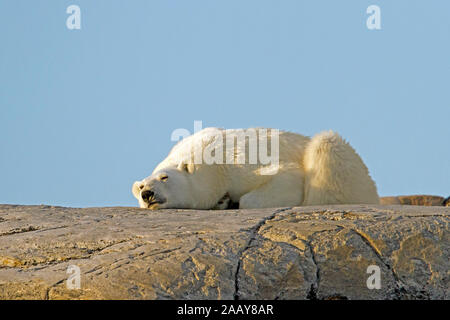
(0, 204, 448, 300)
(444, 197, 450, 207)
(380, 195, 446, 206)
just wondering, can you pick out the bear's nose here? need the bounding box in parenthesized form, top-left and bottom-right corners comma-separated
(141, 190, 154, 203)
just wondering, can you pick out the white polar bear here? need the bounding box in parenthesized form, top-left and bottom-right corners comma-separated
(132, 128, 379, 209)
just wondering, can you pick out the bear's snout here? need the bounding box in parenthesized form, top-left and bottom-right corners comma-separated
(141, 190, 154, 203)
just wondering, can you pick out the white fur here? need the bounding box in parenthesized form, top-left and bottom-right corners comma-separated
(132, 128, 379, 209)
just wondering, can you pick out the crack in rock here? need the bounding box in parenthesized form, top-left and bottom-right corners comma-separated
(0, 226, 41, 237)
(351, 229, 406, 299)
(44, 278, 66, 300)
(233, 207, 292, 300)
(306, 241, 320, 300)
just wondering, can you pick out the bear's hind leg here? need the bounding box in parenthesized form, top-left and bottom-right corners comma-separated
(302, 130, 379, 205)
(238, 170, 304, 209)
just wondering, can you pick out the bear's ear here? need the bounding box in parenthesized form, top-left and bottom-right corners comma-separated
(132, 181, 143, 199)
(177, 162, 195, 174)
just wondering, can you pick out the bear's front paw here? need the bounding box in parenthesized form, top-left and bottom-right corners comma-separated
(212, 193, 232, 210)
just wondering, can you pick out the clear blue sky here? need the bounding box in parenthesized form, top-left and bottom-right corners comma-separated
(1, 0, 449, 207)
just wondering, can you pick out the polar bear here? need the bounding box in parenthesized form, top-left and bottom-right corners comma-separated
(132, 128, 379, 209)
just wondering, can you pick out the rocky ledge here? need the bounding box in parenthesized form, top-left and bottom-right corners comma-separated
(0, 204, 448, 300)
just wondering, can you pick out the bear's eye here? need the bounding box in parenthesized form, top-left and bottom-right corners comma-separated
(159, 175, 168, 182)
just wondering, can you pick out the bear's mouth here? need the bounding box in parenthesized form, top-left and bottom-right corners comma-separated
(147, 194, 166, 209)
(147, 200, 165, 210)
(149, 200, 164, 206)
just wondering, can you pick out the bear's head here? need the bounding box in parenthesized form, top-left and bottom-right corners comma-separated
(132, 161, 224, 210)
